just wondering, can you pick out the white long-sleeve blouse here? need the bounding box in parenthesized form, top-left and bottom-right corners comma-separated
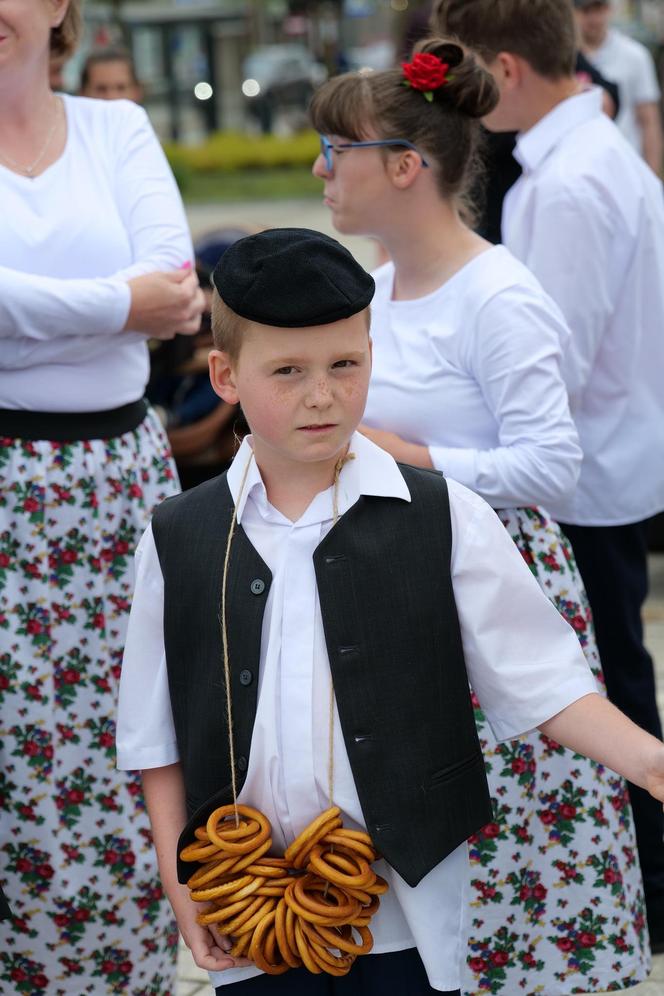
(363, 245, 582, 511)
(0, 94, 193, 413)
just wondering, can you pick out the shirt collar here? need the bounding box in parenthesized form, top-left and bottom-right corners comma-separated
(514, 87, 603, 174)
(226, 432, 411, 527)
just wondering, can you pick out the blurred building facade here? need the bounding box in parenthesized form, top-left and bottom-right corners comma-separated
(75, 0, 413, 141)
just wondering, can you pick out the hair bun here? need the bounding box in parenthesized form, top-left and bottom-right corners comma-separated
(413, 37, 498, 119)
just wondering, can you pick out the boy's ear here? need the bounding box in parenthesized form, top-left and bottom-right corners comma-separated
(494, 51, 525, 93)
(209, 350, 240, 405)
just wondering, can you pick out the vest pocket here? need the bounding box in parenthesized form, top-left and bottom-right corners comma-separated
(428, 751, 483, 787)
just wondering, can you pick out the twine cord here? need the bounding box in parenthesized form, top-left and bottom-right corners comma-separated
(220, 450, 255, 827)
(220, 448, 356, 827)
(327, 451, 355, 808)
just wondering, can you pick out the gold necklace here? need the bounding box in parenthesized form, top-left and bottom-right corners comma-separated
(0, 97, 61, 178)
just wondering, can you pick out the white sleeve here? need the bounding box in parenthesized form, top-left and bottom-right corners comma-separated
(512, 183, 628, 407)
(109, 102, 193, 281)
(0, 265, 131, 340)
(448, 480, 599, 742)
(429, 293, 582, 508)
(633, 45, 661, 104)
(0, 103, 192, 340)
(116, 522, 180, 770)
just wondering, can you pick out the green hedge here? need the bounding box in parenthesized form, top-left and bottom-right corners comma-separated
(164, 130, 320, 180)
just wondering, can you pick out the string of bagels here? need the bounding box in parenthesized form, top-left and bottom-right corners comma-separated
(180, 447, 389, 976)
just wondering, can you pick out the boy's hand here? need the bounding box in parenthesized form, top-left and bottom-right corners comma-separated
(180, 910, 253, 973)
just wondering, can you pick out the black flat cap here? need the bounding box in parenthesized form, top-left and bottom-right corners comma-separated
(211, 228, 375, 328)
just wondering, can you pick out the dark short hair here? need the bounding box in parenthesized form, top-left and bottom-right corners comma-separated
(432, 0, 577, 80)
(80, 47, 139, 89)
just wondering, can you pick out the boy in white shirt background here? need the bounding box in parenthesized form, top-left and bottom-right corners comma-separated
(434, 0, 664, 952)
(117, 228, 664, 992)
(574, 0, 663, 172)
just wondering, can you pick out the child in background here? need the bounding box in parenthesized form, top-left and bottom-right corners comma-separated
(79, 46, 142, 103)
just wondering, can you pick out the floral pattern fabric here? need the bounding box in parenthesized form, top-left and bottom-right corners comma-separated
(462, 506, 649, 995)
(0, 410, 179, 995)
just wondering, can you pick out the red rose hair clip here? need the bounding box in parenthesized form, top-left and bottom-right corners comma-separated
(401, 53, 450, 103)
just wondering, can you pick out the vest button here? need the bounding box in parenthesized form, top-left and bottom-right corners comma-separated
(239, 669, 253, 686)
(237, 756, 248, 772)
(250, 578, 266, 595)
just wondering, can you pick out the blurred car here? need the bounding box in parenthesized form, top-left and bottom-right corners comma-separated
(345, 40, 395, 72)
(241, 44, 326, 132)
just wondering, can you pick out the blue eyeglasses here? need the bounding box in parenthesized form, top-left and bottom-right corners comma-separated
(318, 134, 429, 172)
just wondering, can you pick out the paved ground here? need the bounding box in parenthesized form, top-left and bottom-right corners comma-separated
(185, 197, 378, 270)
(176, 200, 664, 993)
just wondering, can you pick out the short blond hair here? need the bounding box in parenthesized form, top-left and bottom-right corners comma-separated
(211, 288, 372, 362)
(51, 0, 83, 59)
(211, 290, 251, 361)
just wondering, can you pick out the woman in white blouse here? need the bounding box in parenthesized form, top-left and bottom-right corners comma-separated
(0, 1, 203, 991)
(311, 39, 650, 996)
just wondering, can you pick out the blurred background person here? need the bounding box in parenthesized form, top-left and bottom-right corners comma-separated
(0, 0, 204, 991)
(575, 0, 663, 172)
(79, 45, 143, 102)
(147, 227, 255, 490)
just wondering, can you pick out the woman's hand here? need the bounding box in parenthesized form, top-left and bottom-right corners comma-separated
(125, 269, 205, 339)
(358, 424, 433, 468)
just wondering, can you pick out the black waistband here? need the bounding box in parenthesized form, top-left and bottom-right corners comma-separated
(0, 399, 148, 442)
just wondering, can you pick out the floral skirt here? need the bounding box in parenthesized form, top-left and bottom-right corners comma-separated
(461, 506, 649, 995)
(0, 409, 179, 995)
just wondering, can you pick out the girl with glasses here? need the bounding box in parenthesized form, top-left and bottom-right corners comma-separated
(311, 38, 649, 996)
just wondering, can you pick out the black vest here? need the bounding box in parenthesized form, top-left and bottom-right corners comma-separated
(151, 464, 493, 888)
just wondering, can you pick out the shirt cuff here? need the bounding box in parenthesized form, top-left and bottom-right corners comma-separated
(116, 740, 179, 771)
(429, 446, 478, 488)
(108, 279, 132, 333)
(482, 668, 601, 743)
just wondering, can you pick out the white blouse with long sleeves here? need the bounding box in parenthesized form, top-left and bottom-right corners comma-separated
(0, 94, 193, 413)
(363, 246, 582, 511)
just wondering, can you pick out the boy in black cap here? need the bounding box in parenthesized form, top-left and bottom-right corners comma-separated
(117, 228, 664, 994)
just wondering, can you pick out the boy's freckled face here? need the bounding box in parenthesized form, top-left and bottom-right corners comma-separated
(210, 313, 372, 470)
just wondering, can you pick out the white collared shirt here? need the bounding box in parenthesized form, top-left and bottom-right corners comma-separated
(117, 433, 597, 990)
(504, 88, 664, 525)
